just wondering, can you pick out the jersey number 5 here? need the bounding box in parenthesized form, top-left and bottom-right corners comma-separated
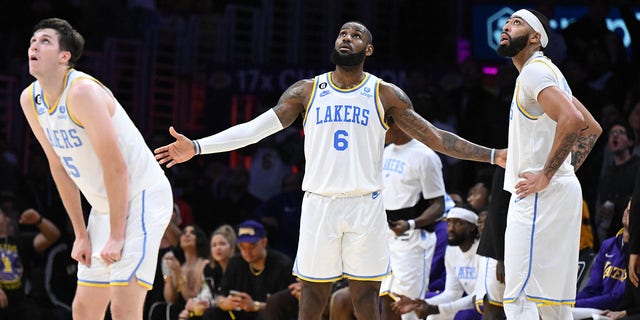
(62, 156, 80, 177)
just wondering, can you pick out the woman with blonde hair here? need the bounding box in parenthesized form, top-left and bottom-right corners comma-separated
(179, 225, 237, 319)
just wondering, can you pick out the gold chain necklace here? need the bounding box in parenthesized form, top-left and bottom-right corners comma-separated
(249, 264, 264, 276)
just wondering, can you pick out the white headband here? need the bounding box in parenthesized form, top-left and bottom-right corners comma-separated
(513, 9, 548, 48)
(446, 207, 478, 226)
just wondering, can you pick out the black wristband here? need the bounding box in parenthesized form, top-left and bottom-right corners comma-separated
(36, 215, 43, 225)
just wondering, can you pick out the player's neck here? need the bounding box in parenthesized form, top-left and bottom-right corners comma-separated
(512, 46, 540, 72)
(38, 68, 71, 105)
(332, 67, 365, 89)
(458, 239, 475, 253)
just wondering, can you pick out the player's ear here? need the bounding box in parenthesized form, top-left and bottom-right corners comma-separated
(365, 44, 374, 57)
(530, 32, 541, 47)
(59, 51, 71, 64)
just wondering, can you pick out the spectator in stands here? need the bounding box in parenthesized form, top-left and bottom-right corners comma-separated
(597, 121, 640, 243)
(153, 224, 211, 320)
(466, 181, 490, 213)
(202, 220, 294, 320)
(177, 224, 237, 320)
(391, 207, 480, 319)
(572, 198, 629, 319)
(0, 207, 60, 320)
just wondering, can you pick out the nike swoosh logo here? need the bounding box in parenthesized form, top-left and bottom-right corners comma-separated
(605, 253, 614, 258)
(372, 191, 380, 199)
(514, 197, 522, 203)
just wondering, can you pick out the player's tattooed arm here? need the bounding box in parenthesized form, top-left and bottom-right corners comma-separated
(570, 97, 602, 171)
(273, 79, 312, 127)
(543, 132, 578, 179)
(383, 82, 493, 163)
(571, 128, 599, 171)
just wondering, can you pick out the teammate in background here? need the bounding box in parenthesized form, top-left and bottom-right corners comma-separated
(496, 9, 601, 319)
(380, 117, 446, 320)
(155, 21, 505, 320)
(20, 18, 173, 320)
(390, 207, 480, 319)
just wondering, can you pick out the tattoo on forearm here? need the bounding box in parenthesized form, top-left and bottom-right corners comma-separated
(441, 132, 490, 161)
(544, 133, 578, 177)
(396, 107, 489, 162)
(571, 133, 599, 170)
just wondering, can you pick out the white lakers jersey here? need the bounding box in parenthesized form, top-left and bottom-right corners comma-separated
(301, 72, 388, 196)
(504, 52, 575, 193)
(382, 139, 445, 210)
(30, 69, 167, 213)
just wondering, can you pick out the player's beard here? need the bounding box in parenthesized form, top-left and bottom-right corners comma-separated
(497, 33, 529, 57)
(447, 233, 464, 246)
(330, 47, 366, 66)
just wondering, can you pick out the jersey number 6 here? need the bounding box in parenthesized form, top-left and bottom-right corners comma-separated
(334, 130, 349, 151)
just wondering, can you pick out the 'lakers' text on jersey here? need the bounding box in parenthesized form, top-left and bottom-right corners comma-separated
(301, 72, 388, 196)
(30, 69, 166, 213)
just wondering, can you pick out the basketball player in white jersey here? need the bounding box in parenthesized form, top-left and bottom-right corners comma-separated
(497, 9, 601, 319)
(20, 18, 173, 320)
(155, 21, 505, 320)
(380, 117, 446, 320)
(390, 207, 480, 320)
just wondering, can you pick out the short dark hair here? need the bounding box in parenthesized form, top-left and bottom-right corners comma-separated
(33, 18, 85, 68)
(527, 9, 552, 50)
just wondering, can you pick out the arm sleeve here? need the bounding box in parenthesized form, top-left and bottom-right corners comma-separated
(197, 108, 284, 154)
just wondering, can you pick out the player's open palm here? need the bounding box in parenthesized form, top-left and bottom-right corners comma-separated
(72, 236, 92, 267)
(100, 237, 125, 265)
(154, 126, 195, 168)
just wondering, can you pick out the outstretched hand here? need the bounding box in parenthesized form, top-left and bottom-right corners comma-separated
(154, 127, 196, 168)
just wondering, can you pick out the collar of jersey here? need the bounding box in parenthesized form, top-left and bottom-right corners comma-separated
(327, 72, 370, 92)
